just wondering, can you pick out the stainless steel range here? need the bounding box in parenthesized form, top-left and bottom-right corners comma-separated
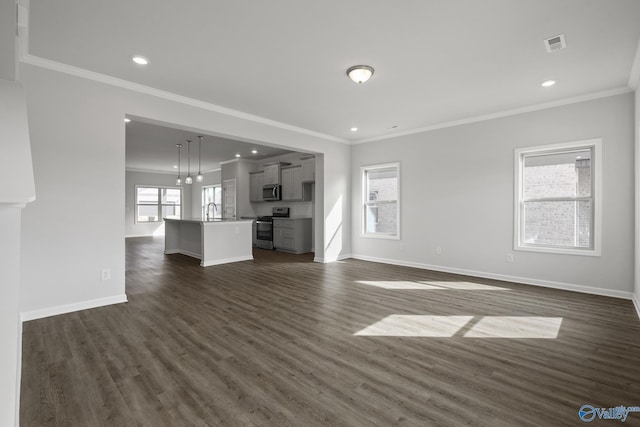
(256, 207, 289, 250)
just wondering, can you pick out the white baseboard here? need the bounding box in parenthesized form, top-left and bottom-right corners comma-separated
(164, 249, 201, 259)
(201, 255, 253, 267)
(350, 254, 635, 301)
(633, 294, 640, 319)
(165, 250, 252, 267)
(125, 233, 158, 238)
(20, 294, 128, 322)
(314, 253, 352, 263)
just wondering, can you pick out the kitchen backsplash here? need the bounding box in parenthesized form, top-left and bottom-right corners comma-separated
(253, 201, 313, 218)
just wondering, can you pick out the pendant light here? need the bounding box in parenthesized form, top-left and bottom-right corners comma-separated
(196, 135, 204, 182)
(185, 140, 193, 184)
(175, 143, 183, 185)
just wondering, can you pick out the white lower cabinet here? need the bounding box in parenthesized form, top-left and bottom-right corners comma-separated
(273, 218, 312, 254)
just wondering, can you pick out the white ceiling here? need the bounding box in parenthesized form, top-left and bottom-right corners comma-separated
(126, 120, 294, 173)
(27, 0, 640, 145)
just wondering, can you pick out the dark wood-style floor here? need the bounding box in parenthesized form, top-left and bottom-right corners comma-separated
(20, 237, 640, 426)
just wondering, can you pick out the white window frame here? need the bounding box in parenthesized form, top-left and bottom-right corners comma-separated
(134, 185, 183, 224)
(202, 184, 222, 219)
(514, 139, 602, 256)
(361, 162, 400, 240)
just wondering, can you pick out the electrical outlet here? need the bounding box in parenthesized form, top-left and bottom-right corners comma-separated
(506, 254, 514, 263)
(436, 246, 442, 255)
(101, 268, 111, 281)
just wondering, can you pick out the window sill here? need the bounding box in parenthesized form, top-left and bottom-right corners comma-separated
(361, 233, 400, 240)
(515, 244, 600, 257)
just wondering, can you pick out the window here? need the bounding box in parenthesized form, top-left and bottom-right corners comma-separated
(514, 139, 601, 256)
(362, 163, 400, 239)
(202, 185, 222, 219)
(136, 186, 182, 223)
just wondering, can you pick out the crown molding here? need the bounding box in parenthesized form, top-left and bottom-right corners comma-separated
(352, 86, 634, 145)
(219, 158, 240, 166)
(126, 167, 222, 175)
(20, 54, 349, 145)
(125, 168, 179, 175)
(628, 38, 640, 90)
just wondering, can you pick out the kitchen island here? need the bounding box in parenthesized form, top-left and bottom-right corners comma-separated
(164, 218, 253, 267)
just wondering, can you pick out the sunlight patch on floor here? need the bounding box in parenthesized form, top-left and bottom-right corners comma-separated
(355, 315, 563, 338)
(354, 315, 473, 337)
(356, 280, 509, 291)
(464, 316, 563, 338)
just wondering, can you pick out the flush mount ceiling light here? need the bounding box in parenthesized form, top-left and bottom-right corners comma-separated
(347, 65, 374, 84)
(235, 153, 241, 158)
(541, 80, 556, 87)
(251, 149, 258, 154)
(350, 127, 358, 132)
(124, 118, 131, 123)
(132, 55, 149, 65)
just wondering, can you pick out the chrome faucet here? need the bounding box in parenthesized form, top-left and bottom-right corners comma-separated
(206, 202, 218, 220)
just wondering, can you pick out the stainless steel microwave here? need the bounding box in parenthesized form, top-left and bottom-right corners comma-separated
(263, 184, 281, 201)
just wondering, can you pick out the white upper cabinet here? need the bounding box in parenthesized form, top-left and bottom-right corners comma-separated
(263, 164, 280, 185)
(302, 158, 315, 182)
(249, 171, 264, 202)
(282, 165, 309, 201)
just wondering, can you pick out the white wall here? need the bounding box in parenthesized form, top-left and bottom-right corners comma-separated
(19, 63, 351, 316)
(1, 67, 34, 427)
(20, 67, 128, 315)
(125, 170, 193, 237)
(0, 79, 35, 205)
(635, 86, 640, 314)
(352, 93, 635, 296)
(0, 209, 23, 427)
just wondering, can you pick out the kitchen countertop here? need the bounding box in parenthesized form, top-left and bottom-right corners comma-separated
(164, 218, 254, 224)
(272, 217, 312, 220)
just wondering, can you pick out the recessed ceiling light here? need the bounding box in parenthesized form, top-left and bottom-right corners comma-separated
(235, 153, 241, 158)
(576, 156, 582, 159)
(132, 56, 149, 65)
(350, 127, 358, 132)
(173, 165, 178, 169)
(251, 149, 258, 154)
(124, 118, 131, 123)
(541, 80, 556, 87)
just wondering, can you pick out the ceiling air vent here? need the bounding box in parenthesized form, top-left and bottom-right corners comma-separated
(544, 34, 566, 53)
